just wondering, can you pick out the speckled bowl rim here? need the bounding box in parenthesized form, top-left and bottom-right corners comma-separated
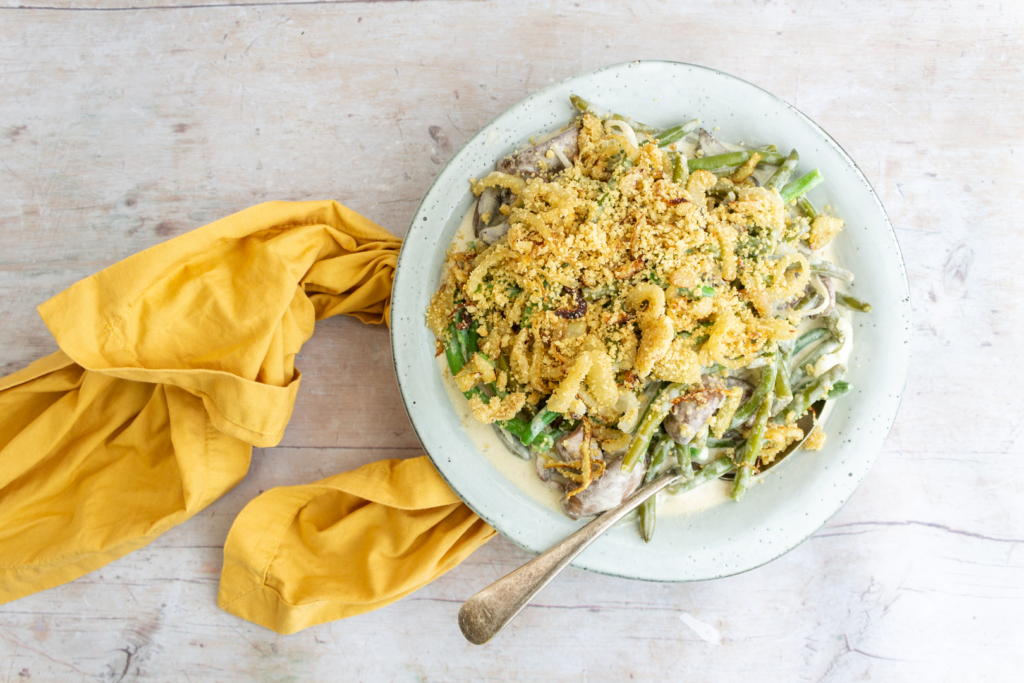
(390, 61, 911, 582)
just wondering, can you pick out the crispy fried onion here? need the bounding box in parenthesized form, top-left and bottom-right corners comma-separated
(544, 418, 605, 498)
(465, 245, 509, 302)
(615, 390, 641, 433)
(614, 256, 645, 279)
(471, 171, 526, 200)
(700, 299, 795, 369)
(727, 152, 761, 183)
(625, 284, 674, 378)
(625, 283, 666, 324)
(686, 169, 717, 202)
(760, 424, 804, 464)
(468, 391, 526, 424)
(547, 348, 617, 413)
(768, 253, 810, 301)
(453, 353, 496, 393)
(605, 120, 640, 150)
(710, 222, 739, 282)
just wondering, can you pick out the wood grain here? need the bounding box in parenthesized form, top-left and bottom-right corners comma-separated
(1, 0, 1022, 680)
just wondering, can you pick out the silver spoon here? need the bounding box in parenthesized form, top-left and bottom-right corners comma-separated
(458, 408, 820, 645)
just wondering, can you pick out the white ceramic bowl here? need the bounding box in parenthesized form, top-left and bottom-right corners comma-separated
(391, 61, 910, 581)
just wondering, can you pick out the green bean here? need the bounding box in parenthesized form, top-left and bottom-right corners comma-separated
(531, 431, 555, 453)
(445, 323, 467, 376)
(658, 119, 701, 148)
(824, 310, 847, 346)
(622, 383, 686, 472)
(774, 349, 794, 405)
(569, 95, 660, 135)
(757, 151, 788, 166)
(780, 169, 823, 204)
(670, 151, 688, 185)
(452, 325, 504, 399)
(446, 325, 538, 449)
(674, 425, 706, 480)
(688, 150, 787, 172)
(692, 424, 708, 452)
(708, 180, 738, 198)
(500, 417, 533, 444)
(639, 435, 673, 542)
(837, 293, 873, 313)
(495, 423, 534, 460)
(810, 260, 855, 283)
(791, 327, 829, 356)
(583, 283, 617, 301)
(569, 94, 592, 112)
(797, 196, 819, 221)
(526, 408, 560, 445)
(729, 353, 777, 430)
(667, 455, 736, 495)
(825, 380, 852, 400)
(731, 390, 774, 501)
(765, 149, 799, 191)
(688, 427, 708, 476)
(793, 292, 822, 313)
(675, 442, 692, 478)
(790, 339, 840, 389)
(455, 319, 479, 359)
(707, 437, 739, 449)
(774, 364, 847, 425)
(445, 324, 491, 401)
(495, 353, 511, 374)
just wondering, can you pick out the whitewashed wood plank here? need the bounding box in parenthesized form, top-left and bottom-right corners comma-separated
(1, 0, 1023, 680)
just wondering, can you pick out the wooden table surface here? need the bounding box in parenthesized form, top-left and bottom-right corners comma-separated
(1, 1, 1021, 680)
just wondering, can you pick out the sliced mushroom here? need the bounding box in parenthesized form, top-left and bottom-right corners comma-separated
(722, 377, 756, 434)
(473, 187, 501, 229)
(724, 377, 754, 404)
(538, 423, 642, 518)
(697, 128, 730, 158)
(497, 124, 580, 178)
(663, 375, 728, 445)
(536, 453, 573, 489)
(812, 275, 836, 319)
(536, 423, 605, 495)
(495, 424, 532, 460)
(474, 186, 515, 245)
(478, 221, 510, 245)
(555, 422, 590, 461)
(561, 455, 643, 520)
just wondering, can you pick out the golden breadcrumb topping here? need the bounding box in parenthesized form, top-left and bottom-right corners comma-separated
(427, 115, 829, 424)
(803, 425, 827, 451)
(808, 215, 845, 250)
(761, 424, 805, 463)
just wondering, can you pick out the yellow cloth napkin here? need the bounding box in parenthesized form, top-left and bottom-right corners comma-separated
(0, 200, 494, 632)
(219, 457, 492, 634)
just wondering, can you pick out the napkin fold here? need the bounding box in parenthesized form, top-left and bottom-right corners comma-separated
(218, 457, 494, 634)
(0, 201, 494, 631)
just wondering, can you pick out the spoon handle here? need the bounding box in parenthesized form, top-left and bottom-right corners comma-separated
(458, 468, 683, 645)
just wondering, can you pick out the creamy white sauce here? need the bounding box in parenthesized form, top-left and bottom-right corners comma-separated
(439, 133, 853, 519)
